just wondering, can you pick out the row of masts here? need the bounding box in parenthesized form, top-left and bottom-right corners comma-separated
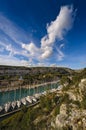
(0, 88, 57, 113)
(0, 78, 59, 114)
(0, 94, 39, 113)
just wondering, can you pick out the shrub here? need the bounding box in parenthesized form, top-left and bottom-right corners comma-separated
(53, 106, 60, 116)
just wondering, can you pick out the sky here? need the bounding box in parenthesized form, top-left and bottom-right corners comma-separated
(0, 0, 86, 69)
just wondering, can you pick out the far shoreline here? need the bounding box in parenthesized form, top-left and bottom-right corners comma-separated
(0, 80, 60, 93)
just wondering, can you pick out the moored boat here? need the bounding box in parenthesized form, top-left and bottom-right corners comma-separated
(4, 102, 11, 112)
(31, 96, 37, 102)
(26, 96, 32, 103)
(42, 91, 46, 95)
(0, 106, 3, 112)
(34, 93, 41, 99)
(21, 98, 26, 105)
(11, 101, 17, 109)
(17, 100, 21, 108)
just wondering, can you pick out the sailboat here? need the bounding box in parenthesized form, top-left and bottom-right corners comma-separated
(4, 102, 11, 112)
(11, 88, 17, 109)
(17, 76, 22, 108)
(31, 96, 37, 102)
(34, 93, 41, 99)
(28, 82, 37, 103)
(4, 83, 11, 112)
(26, 96, 32, 103)
(26, 81, 33, 103)
(16, 100, 21, 108)
(11, 101, 16, 109)
(21, 97, 26, 105)
(42, 91, 47, 95)
(0, 106, 3, 112)
(33, 81, 36, 95)
(34, 81, 41, 99)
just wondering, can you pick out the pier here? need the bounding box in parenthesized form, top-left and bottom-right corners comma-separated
(0, 100, 40, 121)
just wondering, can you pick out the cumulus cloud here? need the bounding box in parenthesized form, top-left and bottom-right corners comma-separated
(22, 5, 75, 61)
(0, 5, 76, 66)
(0, 55, 29, 66)
(40, 5, 75, 59)
(40, 46, 53, 59)
(0, 41, 29, 58)
(41, 5, 75, 47)
(22, 42, 40, 56)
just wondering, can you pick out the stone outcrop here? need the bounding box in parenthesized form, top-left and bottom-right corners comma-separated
(52, 78, 86, 130)
(53, 104, 86, 130)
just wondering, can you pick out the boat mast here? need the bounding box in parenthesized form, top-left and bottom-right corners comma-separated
(19, 76, 23, 100)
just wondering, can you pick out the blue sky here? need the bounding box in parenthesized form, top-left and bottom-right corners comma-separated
(0, 0, 86, 69)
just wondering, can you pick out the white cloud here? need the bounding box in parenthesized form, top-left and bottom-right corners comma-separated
(40, 5, 75, 60)
(0, 41, 29, 58)
(22, 42, 40, 57)
(0, 5, 76, 66)
(50, 64, 57, 67)
(36, 62, 45, 67)
(22, 5, 75, 61)
(59, 43, 65, 49)
(40, 46, 53, 59)
(0, 55, 29, 66)
(41, 5, 75, 47)
(56, 47, 65, 61)
(0, 14, 29, 44)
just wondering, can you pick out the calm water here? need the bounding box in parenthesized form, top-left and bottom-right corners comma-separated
(0, 83, 58, 105)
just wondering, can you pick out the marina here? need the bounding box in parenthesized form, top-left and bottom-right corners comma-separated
(0, 81, 59, 116)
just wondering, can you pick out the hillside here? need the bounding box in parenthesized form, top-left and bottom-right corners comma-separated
(0, 67, 86, 130)
(0, 65, 75, 91)
(0, 65, 74, 76)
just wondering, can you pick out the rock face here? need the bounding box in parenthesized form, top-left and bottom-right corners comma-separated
(0, 65, 74, 76)
(79, 78, 86, 98)
(67, 91, 77, 101)
(52, 78, 86, 130)
(55, 104, 67, 128)
(54, 104, 86, 130)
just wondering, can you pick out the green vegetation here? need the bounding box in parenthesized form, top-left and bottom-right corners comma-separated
(0, 65, 74, 90)
(72, 100, 81, 108)
(81, 98, 86, 109)
(0, 92, 60, 130)
(53, 105, 60, 116)
(0, 66, 86, 130)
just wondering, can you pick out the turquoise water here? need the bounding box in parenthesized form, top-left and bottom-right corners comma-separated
(0, 83, 58, 105)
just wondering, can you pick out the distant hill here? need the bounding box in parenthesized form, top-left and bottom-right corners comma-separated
(0, 65, 75, 76)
